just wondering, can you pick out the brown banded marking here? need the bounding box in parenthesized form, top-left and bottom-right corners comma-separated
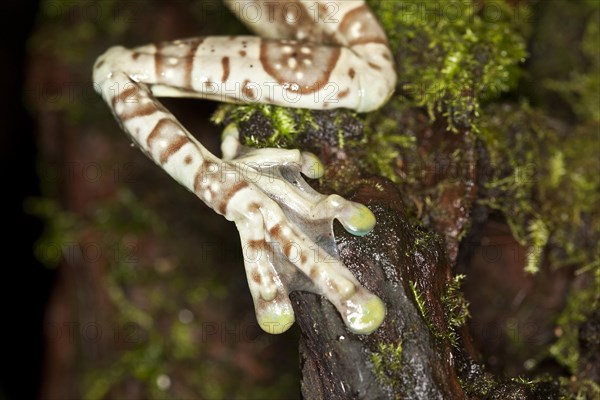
(317, 2, 328, 16)
(336, 88, 350, 100)
(241, 79, 257, 100)
(155, 38, 204, 89)
(160, 136, 189, 164)
(221, 56, 230, 82)
(251, 270, 262, 284)
(230, 0, 333, 44)
(146, 118, 192, 165)
(247, 202, 261, 213)
(118, 98, 158, 122)
(283, 242, 295, 259)
(247, 238, 269, 252)
(260, 40, 341, 94)
(269, 224, 281, 240)
(368, 62, 382, 71)
(111, 85, 138, 109)
(205, 79, 217, 93)
(146, 118, 171, 148)
(338, 4, 389, 47)
(218, 180, 249, 215)
(114, 84, 170, 122)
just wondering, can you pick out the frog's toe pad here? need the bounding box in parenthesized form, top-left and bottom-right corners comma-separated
(255, 298, 296, 334)
(343, 295, 386, 335)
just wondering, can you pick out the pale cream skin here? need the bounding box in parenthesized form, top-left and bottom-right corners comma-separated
(93, 0, 396, 334)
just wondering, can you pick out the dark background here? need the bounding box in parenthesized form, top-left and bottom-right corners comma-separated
(0, 2, 52, 399)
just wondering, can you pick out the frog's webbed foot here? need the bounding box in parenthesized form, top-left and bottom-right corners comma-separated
(93, 0, 398, 334)
(94, 64, 385, 334)
(221, 125, 385, 334)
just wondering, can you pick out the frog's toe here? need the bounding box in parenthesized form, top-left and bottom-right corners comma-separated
(300, 152, 324, 179)
(255, 296, 296, 334)
(337, 201, 376, 237)
(341, 293, 386, 335)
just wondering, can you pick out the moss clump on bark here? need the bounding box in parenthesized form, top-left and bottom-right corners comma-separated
(367, 0, 527, 131)
(478, 103, 599, 274)
(371, 341, 404, 392)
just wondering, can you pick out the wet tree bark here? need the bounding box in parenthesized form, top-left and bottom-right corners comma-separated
(239, 107, 569, 400)
(233, 108, 475, 399)
(294, 179, 466, 400)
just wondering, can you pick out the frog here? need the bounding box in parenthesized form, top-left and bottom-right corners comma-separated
(93, 0, 396, 335)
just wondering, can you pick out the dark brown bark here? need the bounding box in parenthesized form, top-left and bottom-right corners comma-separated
(294, 179, 466, 399)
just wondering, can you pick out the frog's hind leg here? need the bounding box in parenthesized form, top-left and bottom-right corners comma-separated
(93, 41, 385, 335)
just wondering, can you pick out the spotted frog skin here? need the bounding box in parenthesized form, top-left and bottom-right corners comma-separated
(93, 0, 396, 334)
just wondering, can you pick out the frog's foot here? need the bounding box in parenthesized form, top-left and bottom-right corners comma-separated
(221, 123, 324, 179)
(221, 125, 385, 334)
(94, 66, 385, 335)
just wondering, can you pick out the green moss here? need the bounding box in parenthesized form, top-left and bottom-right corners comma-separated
(457, 362, 496, 398)
(170, 322, 198, 360)
(478, 0, 600, 276)
(409, 280, 447, 345)
(530, 0, 600, 122)
(409, 280, 428, 321)
(368, 0, 527, 131)
(362, 98, 417, 183)
(550, 268, 600, 374)
(371, 341, 404, 391)
(25, 198, 76, 268)
(557, 377, 600, 400)
(442, 274, 470, 346)
(409, 272, 470, 349)
(546, 3, 599, 122)
(524, 218, 549, 274)
(478, 103, 599, 274)
(25, 189, 162, 269)
(82, 332, 167, 399)
(214, 103, 318, 148)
